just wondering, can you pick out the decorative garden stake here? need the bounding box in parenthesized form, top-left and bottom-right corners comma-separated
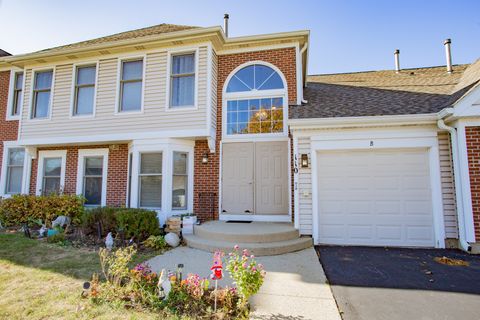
(210, 251, 224, 312)
(105, 232, 114, 250)
(177, 263, 184, 282)
(81, 281, 90, 298)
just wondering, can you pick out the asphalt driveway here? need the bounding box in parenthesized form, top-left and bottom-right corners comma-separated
(316, 246, 480, 320)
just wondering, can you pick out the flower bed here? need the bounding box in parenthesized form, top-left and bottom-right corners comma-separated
(84, 246, 266, 319)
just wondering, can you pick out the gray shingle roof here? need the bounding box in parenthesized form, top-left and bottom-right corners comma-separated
(33, 23, 198, 55)
(290, 61, 480, 119)
(0, 49, 11, 57)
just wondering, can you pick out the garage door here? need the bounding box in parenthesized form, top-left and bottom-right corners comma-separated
(317, 148, 435, 247)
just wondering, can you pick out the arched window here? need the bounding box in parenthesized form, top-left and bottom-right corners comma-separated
(224, 63, 286, 135)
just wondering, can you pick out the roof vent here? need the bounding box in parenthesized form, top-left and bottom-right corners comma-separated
(224, 13, 229, 37)
(394, 49, 400, 73)
(444, 38, 453, 73)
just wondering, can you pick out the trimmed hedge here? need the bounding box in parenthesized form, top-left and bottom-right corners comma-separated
(0, 194, 84, 227)
(80, 207, 160, 241)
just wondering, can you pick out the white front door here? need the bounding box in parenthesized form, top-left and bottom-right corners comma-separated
(316, 148, 435, 247)
(221, 141, 289, 216)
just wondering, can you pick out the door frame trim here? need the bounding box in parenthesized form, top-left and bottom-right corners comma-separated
(219, 138, 292, 222)
(310, 132, 445, 248)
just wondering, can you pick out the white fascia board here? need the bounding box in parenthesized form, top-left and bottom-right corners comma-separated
(17, 128, 208, 147)
(288, 113, 439, 130)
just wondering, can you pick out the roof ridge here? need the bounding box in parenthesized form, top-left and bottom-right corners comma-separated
(308, 64, 470, 77)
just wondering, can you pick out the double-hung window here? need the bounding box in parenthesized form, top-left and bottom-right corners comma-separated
(5, 148, 25, 194)
(172, 152, 188, 210)
(119, 59, 143, 112)
(82, 157, 104, 205)
(73, 65, 96, 116)
(139, 153, 162, 208)
(42, 157, 62, 195)
(32, 70, 53, 119)
(11, 72, 23, 117)
(170, 53, 195, 108)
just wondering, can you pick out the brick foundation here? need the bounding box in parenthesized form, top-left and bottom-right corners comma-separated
(466, 126, 480, 241)
(28, 144, 128, 206)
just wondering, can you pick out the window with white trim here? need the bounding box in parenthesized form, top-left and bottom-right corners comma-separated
(82, 157, 103, 205)
(224, 63, 286, 135)
(32, 70, 53, 119)
(170, 53, 195, 107)
(73, 65, 96, 116)
(5, 148, 25, 194)
(172, 152, 188, 210)
(119, 59, 143, 112)
(139, 153, 162, 208)
(42, 157, 62, 195)
(11, 72, 23, 117)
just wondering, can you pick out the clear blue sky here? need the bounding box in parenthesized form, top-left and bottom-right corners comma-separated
(0, 0, 478, 74)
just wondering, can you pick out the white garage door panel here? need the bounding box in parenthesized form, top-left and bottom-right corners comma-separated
(317, 149, 435, 247)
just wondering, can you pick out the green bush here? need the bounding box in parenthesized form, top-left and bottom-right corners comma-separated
(142, 235, 168, 250)
(80, 207, 160, 242)
(116, 208, 160, 241)
(0, 194, 84, 227)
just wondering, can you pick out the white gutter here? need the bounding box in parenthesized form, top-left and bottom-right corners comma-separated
(437, 117, 472, 252)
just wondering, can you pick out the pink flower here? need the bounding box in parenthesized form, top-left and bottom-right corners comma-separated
(242, 263, 247, 268)
(243, 249, 249, 255)
(250, 255, 255, 259)
(234, 245, 239, 250)
(252, 267, 257, 272)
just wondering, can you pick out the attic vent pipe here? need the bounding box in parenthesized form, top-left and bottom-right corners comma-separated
(444, 38, 453, 73)
(224, 13, 229, 37)
(394, 49, 400, 73)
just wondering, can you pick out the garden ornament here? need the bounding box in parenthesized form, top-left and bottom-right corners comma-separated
(52, 215, 71, 228)
(157, 269, 171, 299)
(105, 232, 114, 250)
(22, 223, 31, 239)
(210, 250, 224, 311)
(38, 225, 47, 238)
(81, 281, 90, 298)
(164, 232, 180, 247)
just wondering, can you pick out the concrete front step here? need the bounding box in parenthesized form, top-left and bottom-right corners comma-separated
(193, 221, 300, 243)
(183, 234, 313, 256)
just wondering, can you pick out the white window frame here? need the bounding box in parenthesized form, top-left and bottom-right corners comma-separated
(222, 61, 289, 141)
(0, 142, 30, 197)
(165, 47, 199, 111)
(6, 68, 25, 121)
(28, 67, 56, 121)
(70, 61, 99, 118)
(36, 150, 67, 195)
(76, 148, 109, 206)
(127, 139, 194, 226)
(138, 151, 164, 209)
(171, 151, 189, 211)
(115, 55, 146, 115)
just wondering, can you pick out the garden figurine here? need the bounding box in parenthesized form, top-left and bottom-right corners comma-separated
(52, 215, 71, 228)
(157, 269, 171, 299)
(105, 232, 114, 250)
(164, 232, 180, 247)
(210, 250, 224, 311)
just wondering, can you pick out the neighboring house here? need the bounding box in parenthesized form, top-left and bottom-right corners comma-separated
(0, 22, 479, 253)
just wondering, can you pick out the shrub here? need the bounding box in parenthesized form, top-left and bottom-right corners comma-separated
(0, 194, 84, 227)
(142, 235, 168, 250)
(116, 208, 160, 242)
(80, 207, 117, 237)
(226, 246, 266, 304)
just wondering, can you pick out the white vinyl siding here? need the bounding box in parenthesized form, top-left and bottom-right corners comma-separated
(210, 49, 218, 133)
(297, 136, 313, 235)
(18, 46, 209, 140)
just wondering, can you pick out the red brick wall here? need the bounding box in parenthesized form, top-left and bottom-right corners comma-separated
(466, 126, 480, 241)
(28, 144, 128, 206)
(0, 70, 20, 181)
(193, 47, 298, 221)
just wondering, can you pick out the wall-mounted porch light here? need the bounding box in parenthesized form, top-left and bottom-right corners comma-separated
(301, 154, 309, 168)
(202, 153, 209, 164)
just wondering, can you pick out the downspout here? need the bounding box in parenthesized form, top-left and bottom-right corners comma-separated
(437, 118, 472, 252)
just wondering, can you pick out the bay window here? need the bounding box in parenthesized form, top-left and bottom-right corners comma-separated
(139, 153, 162, 208)
(172, 152, 188, 210)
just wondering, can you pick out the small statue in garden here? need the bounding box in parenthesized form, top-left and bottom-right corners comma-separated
(210, 250, 224, 311)
(157, 269, 171, 299)
(52, 215, 71, 228)
(38, 225, 47, 238)
(105, 232, 114, 250)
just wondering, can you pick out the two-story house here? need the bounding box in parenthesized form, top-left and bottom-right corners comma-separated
(1, 21, 480, 253)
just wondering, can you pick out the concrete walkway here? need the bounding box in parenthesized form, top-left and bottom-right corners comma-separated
(147, 246, 341, 320)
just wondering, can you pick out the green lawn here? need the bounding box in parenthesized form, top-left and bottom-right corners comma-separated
(0, 232, 171, 320)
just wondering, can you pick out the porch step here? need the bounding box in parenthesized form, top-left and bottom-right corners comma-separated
(183, 221, 312, 256)
(193, 221, 300, 243)
(183, 234, 313, 256)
